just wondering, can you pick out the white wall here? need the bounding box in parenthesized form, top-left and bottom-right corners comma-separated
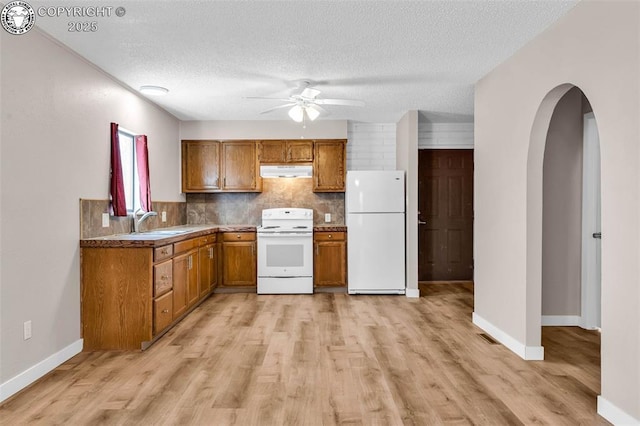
(474, 1, 639, 422)
(180, 120, 347, 140)
(0, 29, 181, 400)
(418, 122, 474, 149)
(347, 122, 396, 170)
(396, 111, 419, 298)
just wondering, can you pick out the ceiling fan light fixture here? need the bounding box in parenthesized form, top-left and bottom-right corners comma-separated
(288, 105, 304, 122)
(305, 105, 320, 121)
(139, 85, 169, 96)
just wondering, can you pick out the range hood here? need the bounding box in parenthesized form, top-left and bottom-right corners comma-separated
(260, 165, 312, 178)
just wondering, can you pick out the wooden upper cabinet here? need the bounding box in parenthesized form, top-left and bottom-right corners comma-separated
(313, 139, 347, 192)
(221, 141, 261, 191)
(259, 140, 314, 163)
(287, 141, 314, 162)
(259, 140, 287, 163)
(182, 140, 220, 192)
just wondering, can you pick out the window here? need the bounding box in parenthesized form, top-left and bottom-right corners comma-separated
(118, 128, 141, 212)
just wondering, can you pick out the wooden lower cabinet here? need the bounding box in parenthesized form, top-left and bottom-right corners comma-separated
(173, 250, 197, 319)
(314, 231, 347, 287)
(81, 233, 219, 351)
(154, 291, 174, 335)
(199, 239, 218, 297)
(221, 232, 257, 286)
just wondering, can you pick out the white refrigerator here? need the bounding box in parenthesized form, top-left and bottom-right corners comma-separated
(346, 170, 406, 294)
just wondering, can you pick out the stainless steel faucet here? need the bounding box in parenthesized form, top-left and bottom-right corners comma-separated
(133, 209, 158, 233)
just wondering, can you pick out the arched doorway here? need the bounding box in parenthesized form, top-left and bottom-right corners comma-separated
(526, 83, 602, 355)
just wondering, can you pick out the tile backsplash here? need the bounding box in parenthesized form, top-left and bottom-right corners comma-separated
(186, 179, 344, 226)
(80, 199, 187, 239)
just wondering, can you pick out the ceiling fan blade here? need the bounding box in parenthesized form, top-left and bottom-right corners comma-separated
(244, 96, 293, 102)
(300, 87, 321, 99)
(260, 103, 296, 114)
(308, 104, 330, 116)
(314, 98, 365, 107)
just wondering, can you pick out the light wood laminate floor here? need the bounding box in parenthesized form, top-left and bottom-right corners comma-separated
(0, 283, 608, 425)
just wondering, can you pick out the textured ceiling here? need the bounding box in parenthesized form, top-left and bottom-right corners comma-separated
(32, 0, 578, 123)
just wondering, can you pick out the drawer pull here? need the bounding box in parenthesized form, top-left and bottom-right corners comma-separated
(328, 234, 332, 239)
(161, 309, 169, 314)
(161, 249, 168, 255)
(236, 234, 241, 239)
(161, 274, 169, 280)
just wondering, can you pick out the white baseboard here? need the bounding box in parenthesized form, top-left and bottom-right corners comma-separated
(0, 339, 83, 403)
(405, 288, 420, 298)
(472, 312, 544, 361)
(598, 396, 640, 425)
(541, 315, 581, 326)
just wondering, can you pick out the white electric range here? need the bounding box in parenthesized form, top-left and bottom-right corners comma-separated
(257, 208, 314, 294)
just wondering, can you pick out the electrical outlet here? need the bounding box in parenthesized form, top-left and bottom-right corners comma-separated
(161, 211, 167, 222)
(324, 213, 331, 223)
(102, 213, 110, 228)
(23, 320, 32, 340)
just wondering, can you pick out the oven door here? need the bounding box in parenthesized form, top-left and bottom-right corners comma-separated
(257, 232, 313, 278)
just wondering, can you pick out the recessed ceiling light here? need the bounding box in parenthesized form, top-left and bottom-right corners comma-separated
(139, 85, 169, 96)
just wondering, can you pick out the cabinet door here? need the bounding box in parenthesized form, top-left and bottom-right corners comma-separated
(259, 140, 286, 163)
(287, 141, 314, 162)
(221, 141, 261, 191)
(187, 251, 199, 307)
(174, 250, 198, 317)
(313, 140, 346, 192)
(222, 241, 257, 286)
(173, 252, 190, 319)
(314, 241, 347, 286)
(182, 140, 220, 192)
(198, 244, 216, 298)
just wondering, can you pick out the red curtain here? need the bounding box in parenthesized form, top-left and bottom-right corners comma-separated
(109, 122, 127, 216)
(135, 135, 152, 212)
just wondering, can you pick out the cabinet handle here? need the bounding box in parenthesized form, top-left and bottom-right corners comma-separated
(223, 177, 226, 187)
(161, 274, 169, 280)
(328, 234, 332, 239)
(162, 309, 169, 314)
(161, 249, 168, 255)
(209, 247, 213, 258)
(236, 234, 241, 239)
(188, 255, 192, 270)
(316, 245, 319, 256)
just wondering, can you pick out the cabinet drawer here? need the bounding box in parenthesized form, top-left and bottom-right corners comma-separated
(223, 232, 256, 242)
(154, 245, 173, 262)
(201, 234, 217, 244)
(154, 291, 173, 335)
(154, 260, 173, 297)
(314, 231, 345, 242)
(174, 238, 199, 254)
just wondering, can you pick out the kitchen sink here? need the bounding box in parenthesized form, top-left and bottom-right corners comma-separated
(142, 229, 193, 236)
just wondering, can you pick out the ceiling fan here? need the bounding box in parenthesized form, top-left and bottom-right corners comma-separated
(245, 81, 365, 123)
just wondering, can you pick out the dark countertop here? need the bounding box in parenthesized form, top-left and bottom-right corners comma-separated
(80, 224, 257, 248)
(313, 225, 347, 232)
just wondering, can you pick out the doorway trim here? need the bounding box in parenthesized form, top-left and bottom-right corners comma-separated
(580, 112, 601, 330)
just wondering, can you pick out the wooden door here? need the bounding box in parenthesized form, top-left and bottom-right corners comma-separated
(287, 141, 314, 162)
(198, 244, 216, 298)
(313, 140, 346, 192)
(418, 149, 473, 281)
(222, 242, 257, 286)
(221, 141, 259, 191)
(259, 140, 286, 163)
(172, 252, 190, 318)
(181, 140, 220, 192)
(314, 233, 347, 287)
